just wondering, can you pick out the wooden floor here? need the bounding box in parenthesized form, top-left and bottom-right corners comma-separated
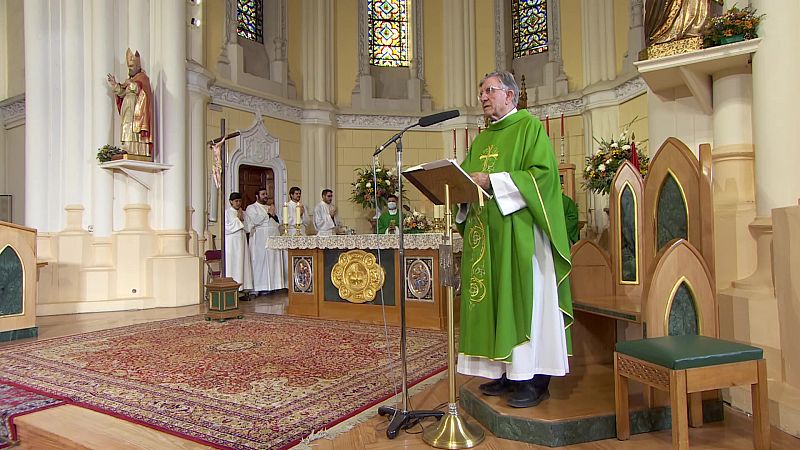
(3, 293, 799, 449)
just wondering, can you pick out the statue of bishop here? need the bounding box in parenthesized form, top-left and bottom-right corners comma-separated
(106, 49, 154, 157)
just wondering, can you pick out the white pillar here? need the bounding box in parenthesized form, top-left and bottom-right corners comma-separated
(443, 0, 477, 109)
(23, 0, 50, 230)
(63, 3, 85, 209)
(159, 0, 188, 255)
(751, 0, 800, 216)
(581, 0, 617, 86)
(187, 61, 212, 255)
(711, 69, 757, 288)
(301, 0, 334, 103)
(90, 0, 114, 239)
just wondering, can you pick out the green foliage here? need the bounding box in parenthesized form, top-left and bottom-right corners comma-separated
(582, 129, 649, 196)
(96, 144, 123, 163)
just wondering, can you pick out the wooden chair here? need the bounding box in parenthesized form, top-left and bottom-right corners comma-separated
(614, 239, 770, 449)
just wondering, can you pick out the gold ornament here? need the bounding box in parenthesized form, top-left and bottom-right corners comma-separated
(331, 250, 385, 303)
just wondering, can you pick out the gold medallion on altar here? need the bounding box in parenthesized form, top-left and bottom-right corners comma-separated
(331, 250, 385, 303)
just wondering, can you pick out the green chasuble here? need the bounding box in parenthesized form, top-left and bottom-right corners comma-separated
(562, 194, 580, 245)
(458, 109, 574, 362)
(377, 210, 400, 234)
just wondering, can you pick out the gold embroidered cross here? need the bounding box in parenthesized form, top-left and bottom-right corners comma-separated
(479, 145, 499, 171)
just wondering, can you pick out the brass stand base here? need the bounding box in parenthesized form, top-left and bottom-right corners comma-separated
(422, 404, 485, 449)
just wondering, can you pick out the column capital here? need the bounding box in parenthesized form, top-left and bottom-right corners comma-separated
(187, 60, 214, 97)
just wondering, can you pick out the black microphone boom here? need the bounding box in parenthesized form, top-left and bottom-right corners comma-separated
(418, 109, 460, 127)
(374, 110, 460, 156)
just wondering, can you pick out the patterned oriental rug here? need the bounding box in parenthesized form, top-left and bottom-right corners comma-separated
(0, 314, 448, 449)
(0, 382, 64, 448)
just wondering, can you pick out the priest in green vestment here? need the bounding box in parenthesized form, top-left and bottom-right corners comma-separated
(456, 71, 574, 408)
(376, 194, 400, 234)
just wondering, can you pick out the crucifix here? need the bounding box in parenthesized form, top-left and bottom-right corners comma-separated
(205, 118, 242, 321)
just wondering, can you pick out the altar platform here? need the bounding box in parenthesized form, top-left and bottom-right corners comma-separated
(267, 233, 461, 331)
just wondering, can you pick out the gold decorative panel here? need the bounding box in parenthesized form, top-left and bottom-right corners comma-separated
(330, 250, 385, 303)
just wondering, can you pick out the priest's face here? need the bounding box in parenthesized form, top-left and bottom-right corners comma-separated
(323, 191, 333, 204)
(479, 76, 514, 122)
(257, 189, 268, 204)
(290, 190, 301, 202)
(229, 199, 242, 210)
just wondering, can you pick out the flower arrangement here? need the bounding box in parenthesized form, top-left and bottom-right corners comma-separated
(350, 165, 402, 210)
(96, 144, 123, 162)
(702, 5, 764, 48)
(403, 210, 431, 233)
(582, 129, 649, 195)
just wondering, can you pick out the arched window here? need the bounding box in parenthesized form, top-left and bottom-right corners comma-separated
(512, 0, 548, 58)
(237, 0, 263, 43)
(368, 0, 411, 67)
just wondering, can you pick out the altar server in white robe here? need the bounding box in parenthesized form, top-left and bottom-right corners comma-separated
(287, 186, 311, 236)
(314, 188, 341, 236)
(225, 192, 253, 293)
(245, 189, 287, 293)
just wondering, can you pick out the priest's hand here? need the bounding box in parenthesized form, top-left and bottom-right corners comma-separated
(330, 206, 337, 217)
(106, 73, 117, 88)
(470, 172, 491, 191)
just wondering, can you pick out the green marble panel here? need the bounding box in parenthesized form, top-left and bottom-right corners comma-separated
(460, 384, 723, 446)
(668, 282, 699, 336)
(0, 326, 38, 342)
(0, 246, 24, 316)
(620, 186, 637, 282)
(656, 174, 688, 251)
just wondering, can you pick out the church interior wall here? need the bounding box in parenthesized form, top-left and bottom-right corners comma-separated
(0, 0, 25, 99)
(473, 1, 496, 90)
(612, 0, 630, 76)
(559, 0, 584, 91)
(332, 0, 357, 108)
(0, 121, 24, 224)
(421, 0, 444, 109)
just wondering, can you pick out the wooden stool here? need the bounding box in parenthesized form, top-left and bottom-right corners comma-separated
(614, 335, 770, 449)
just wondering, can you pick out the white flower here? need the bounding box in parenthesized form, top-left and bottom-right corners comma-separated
(610, 142, 619, 149)
(366, 182, 371, 188)
(598, 164, 606, 171)
(385, 179, 391, 185)
(376, 167, 382, 172)
(622, 144, 631, 150)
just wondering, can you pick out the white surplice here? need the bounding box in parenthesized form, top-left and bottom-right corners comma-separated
(314, 201, 340, 236)
(225, 206, 253, 291)
(245, 202, 287, 291)
(287, 200, 311, 236)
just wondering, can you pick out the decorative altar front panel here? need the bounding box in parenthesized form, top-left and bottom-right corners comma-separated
(269, 234, 461, 330)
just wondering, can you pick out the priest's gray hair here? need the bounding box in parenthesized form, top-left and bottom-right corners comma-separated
(481, 71, 519, 106)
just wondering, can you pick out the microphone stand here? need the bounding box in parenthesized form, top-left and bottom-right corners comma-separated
(376, 132, 444, 438)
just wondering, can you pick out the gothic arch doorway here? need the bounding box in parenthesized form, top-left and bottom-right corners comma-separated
(239, 165, 275, 208)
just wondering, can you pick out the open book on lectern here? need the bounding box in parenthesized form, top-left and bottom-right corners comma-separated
(402, 159, 492, 205)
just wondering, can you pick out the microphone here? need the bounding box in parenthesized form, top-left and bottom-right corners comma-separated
(418, 109, 460, 127)
(374, 110, 461, 156)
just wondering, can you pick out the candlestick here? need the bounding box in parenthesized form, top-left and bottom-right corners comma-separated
(453, 129, 457, 159)
(545, 115, 550, 136)
(560, 113, 564, 137)
(282, 202, 289, 225)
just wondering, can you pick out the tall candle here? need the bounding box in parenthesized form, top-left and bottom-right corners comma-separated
(453, 129, 456, 153)
(465, 127, 469, 148)
(560, 113, 564, 137)
(295, 205, 301, 225)
(282, 202, 289, 224)
(545, 115, 550, 136)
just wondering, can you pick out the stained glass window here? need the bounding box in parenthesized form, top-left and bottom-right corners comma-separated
(512, 0, 548, 58)
(368, 0, 410, 67)
(237, 0, 263, 43)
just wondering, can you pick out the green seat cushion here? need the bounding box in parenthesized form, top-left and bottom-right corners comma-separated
(615, 335, 763, 370)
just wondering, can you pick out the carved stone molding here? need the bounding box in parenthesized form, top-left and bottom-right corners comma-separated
(209, 85, 302, 122)
(268, 233, 463, 252)
(337, 114, 418, 130)
(0, 96, 25, 127)
(227, 114, 288, 203)
(614, 77, 647, 102)
(525, 76, 646, 118)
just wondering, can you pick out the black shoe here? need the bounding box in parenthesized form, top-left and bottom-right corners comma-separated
(478, 374, 513, 396)
(507, 375, 551, 408)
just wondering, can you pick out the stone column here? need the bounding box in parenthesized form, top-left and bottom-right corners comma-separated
(23, 0, 49, 231)
(88, 0, 115, 269)
(581, 0, 617, 86)
(301, 0, 336, 211)
(159, 0, 189, 256)
(187, 61, 213, 255)
(63, 2, 85, 213)
(443, 0, 477, 109)
(711, 69, 756, 289)
(741, 0, 800, 290)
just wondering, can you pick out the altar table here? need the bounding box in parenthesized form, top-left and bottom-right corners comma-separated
(267, 233, 461, 331)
